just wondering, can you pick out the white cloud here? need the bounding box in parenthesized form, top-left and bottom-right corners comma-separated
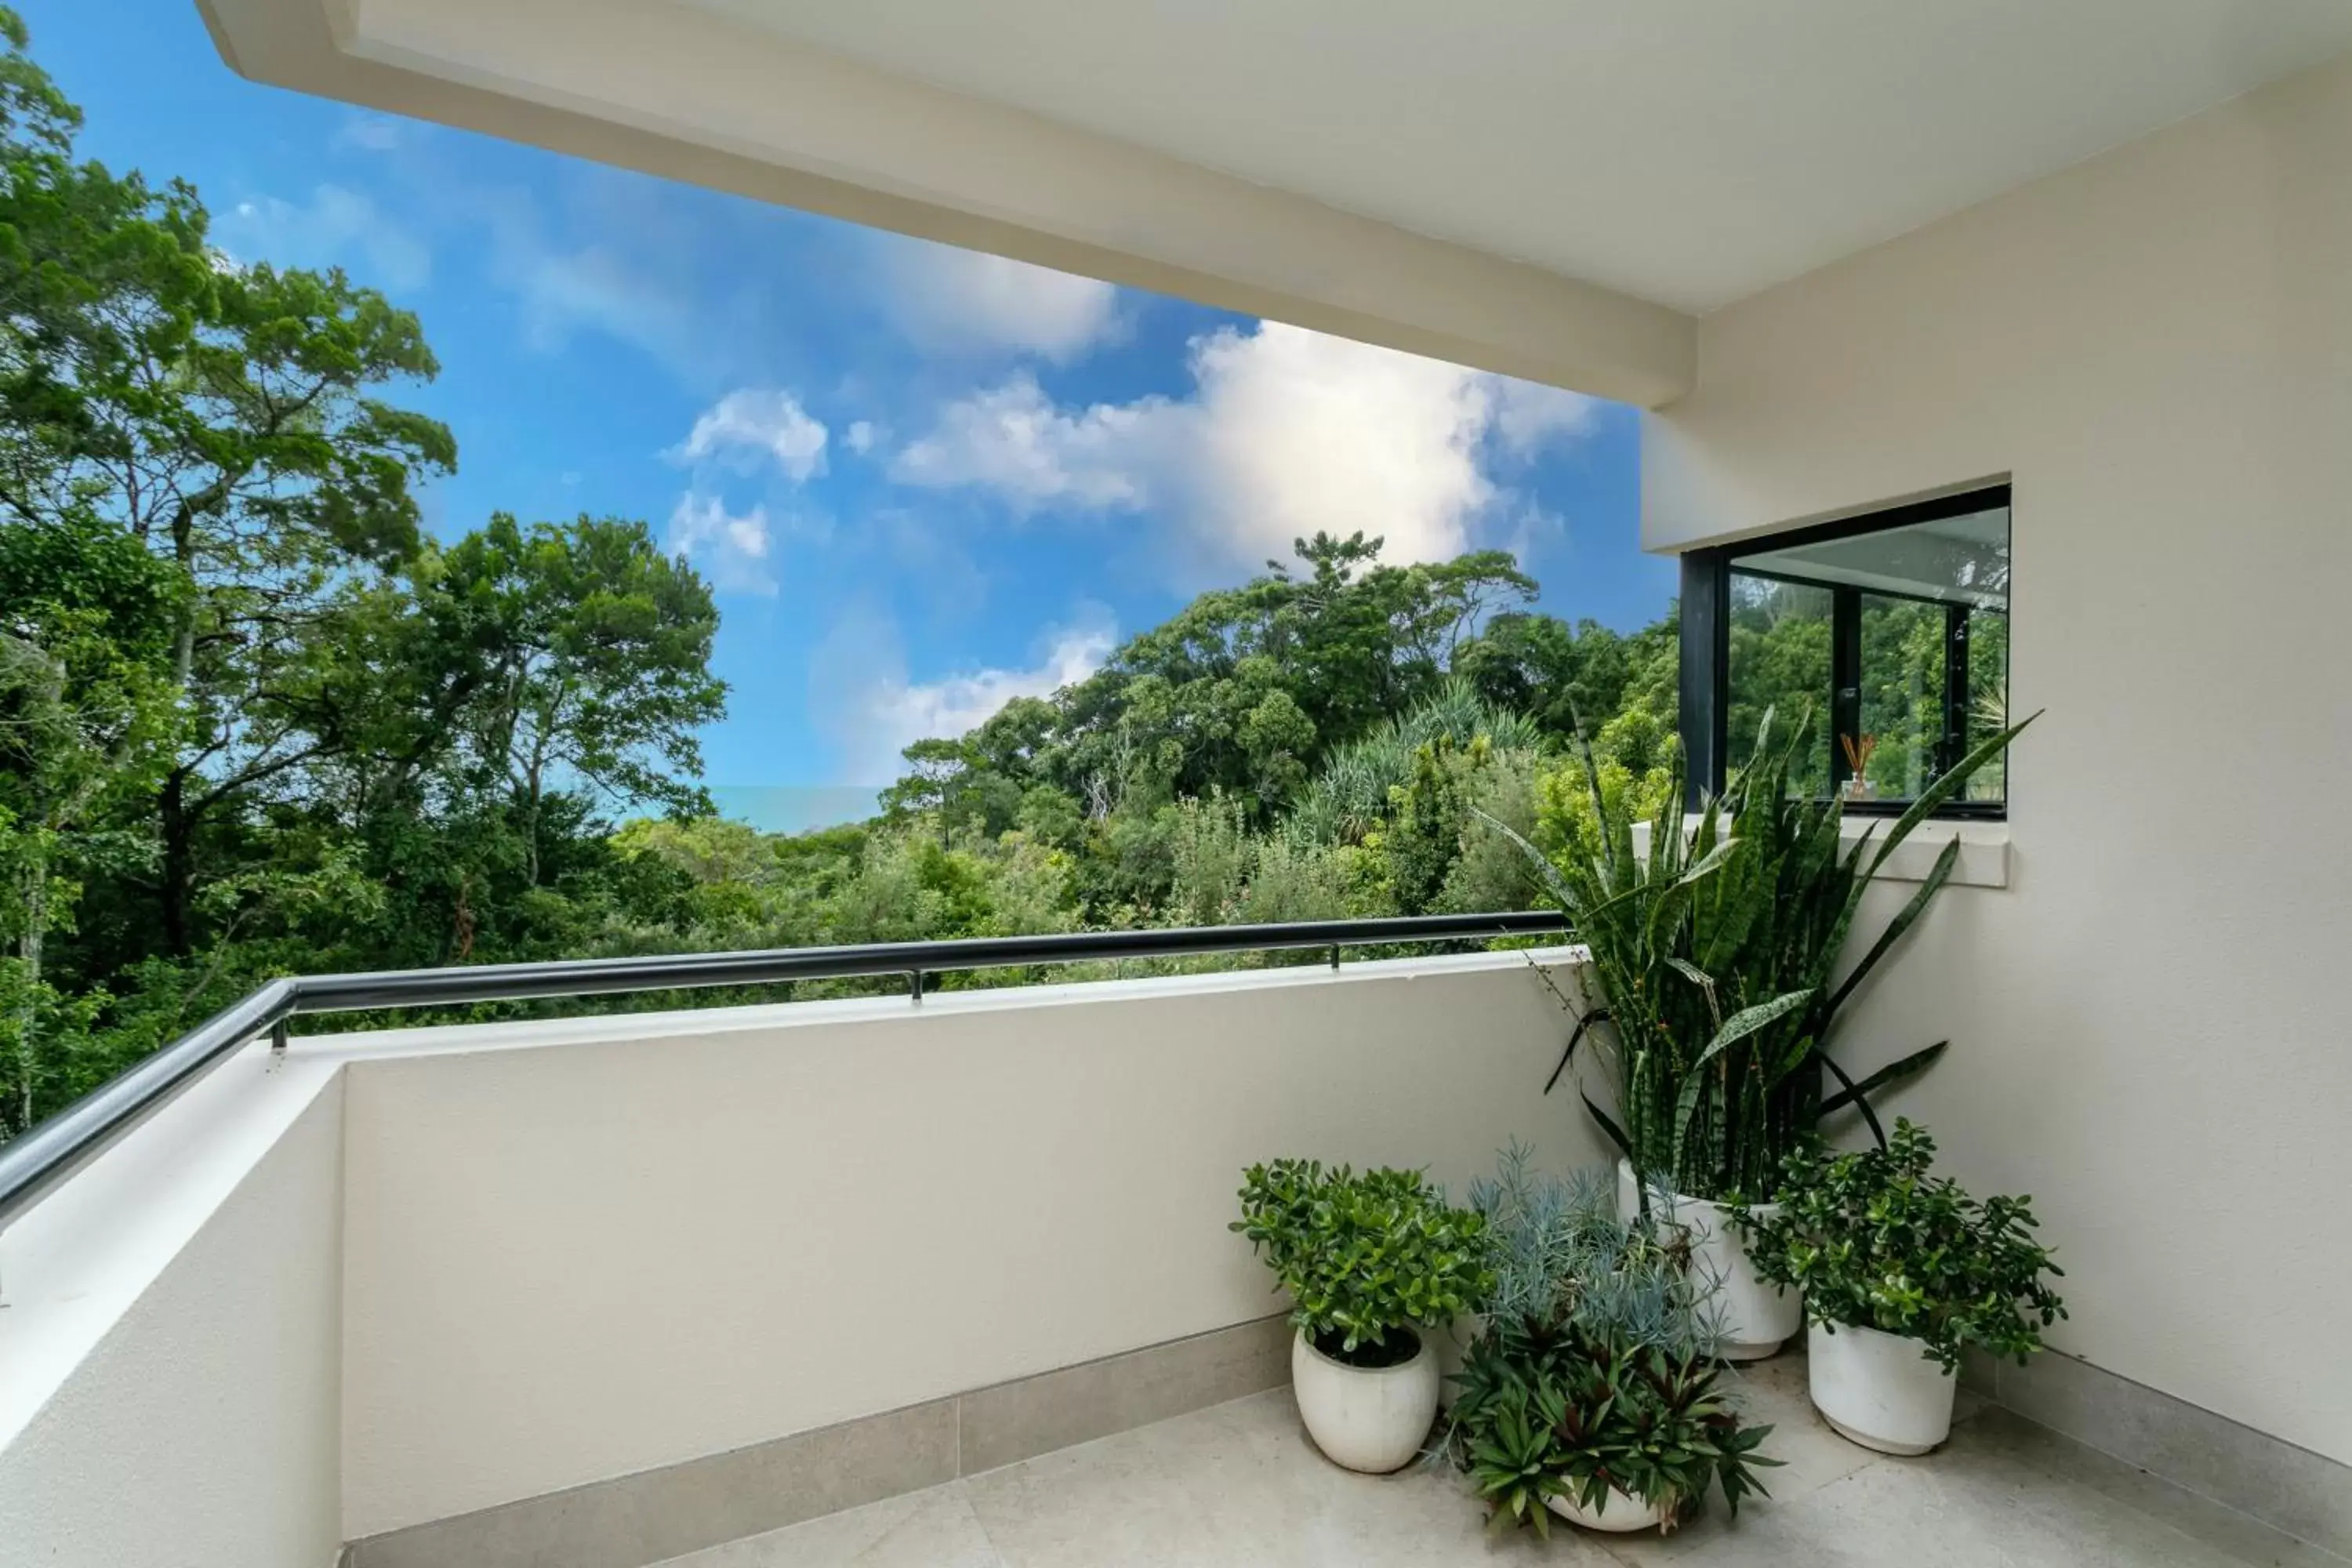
(874, 626, 1114, 757)
(1491, 378, 1600, 456)
(814, 612, 1115, 782)
(672, 389, 828, 481)
(666, 492, 777, 595)
(889, 321, 1600, 570)
(333, 114, 411, 154)
(844, 420, 880, 456)
(882, 243, 1123, 363)
(660, 391, 831, 595)
(220, 185, 431, 293)
(892, 376, 1167, 510)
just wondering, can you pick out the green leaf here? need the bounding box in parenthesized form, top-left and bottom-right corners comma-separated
(1818, 1041, 1948, 1117)
(1823, 834, 1960, 1024)
(1469, 805, 1578, 913)
(1860, 713, 2038, 885)
(1691, 989, 1816, 1073)
(1582, 1092, 1635, 1162)
(1663, 955, 1715, 991)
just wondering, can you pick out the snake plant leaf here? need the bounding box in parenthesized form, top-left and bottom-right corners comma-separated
(1818, 1041, 1949, 1116)
(1691, 989, 1817, 1073)
(1566, 706, 1623, 894)
(1677, 836, 1740, 887)
(1766, 1028, 1819, 1087)
(1583, 1091, 1635, 1162)
(1811, 1044, 1889, 1149)
(1470, 806, 1580, 913)
(1821, 835, 1960, 1025)
(1839, 815, 1881, 877)
(1664, 955, 1715, 991)
(1668, 989, 1813, 1160)
(1860, 712, 2040, 884)
(1544, 1007, 1610, 1095)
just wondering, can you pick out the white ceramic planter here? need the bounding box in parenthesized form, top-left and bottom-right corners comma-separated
(1806, 1320, 1956, 1454)
(1616, 1162, 1800, 1360)
(1290, 1327, 1439, 1473)
(1545, 1483, 1666, 1533)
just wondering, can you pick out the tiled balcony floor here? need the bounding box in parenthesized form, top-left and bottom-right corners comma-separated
(656, 1352, 2339, 1568)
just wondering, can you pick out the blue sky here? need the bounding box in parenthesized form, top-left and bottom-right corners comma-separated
(23, 0, 1668, 823)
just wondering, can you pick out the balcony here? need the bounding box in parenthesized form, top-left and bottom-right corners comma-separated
(7, 2, 2352, 1563)
(2, 924, 2343, 1566)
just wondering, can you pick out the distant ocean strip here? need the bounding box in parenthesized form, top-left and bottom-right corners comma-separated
(706, 785, 883, 835)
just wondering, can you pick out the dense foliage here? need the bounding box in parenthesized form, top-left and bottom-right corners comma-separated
(1728, 1120, 2066, 1372)
(0, 9, 1884, 1157)
(1230, 1160, 1491, 1364)
(1448, 1149, 1775, 1534)
(0, 12, 726, 1134)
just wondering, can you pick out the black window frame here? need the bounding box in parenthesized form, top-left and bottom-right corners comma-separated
(1678, 484, 2010, 820)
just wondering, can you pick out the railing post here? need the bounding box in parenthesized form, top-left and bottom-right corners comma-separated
(907, 968, 924, 1004)
(267, 1018, 289, 1073)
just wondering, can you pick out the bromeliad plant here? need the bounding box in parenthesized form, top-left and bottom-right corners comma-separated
(1457, 1330, 1776, 1536)
(1727, 1120, 2067, 1371)
(1494, 705, 2035, 1201)
(1231, 1160, 1491, 1366)
(1446, 1150, 1776, 1534)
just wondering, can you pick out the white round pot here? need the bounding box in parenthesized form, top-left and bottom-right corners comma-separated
(1545, 1483, 1666, 1533)
(1290, 1327, 1439, 1473)
(1617, 1162, 1800, 1360)
(1807, 1320, 1956, 1455)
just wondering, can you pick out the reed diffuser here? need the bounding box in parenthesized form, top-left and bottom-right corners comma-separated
(1840, 732, 1878, 800)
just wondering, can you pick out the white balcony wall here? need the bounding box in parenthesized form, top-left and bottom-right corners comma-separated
(0, 1058, 346, 1568)
(335, 949, 1598, 1539)
(1645, 50, 2352, 1465)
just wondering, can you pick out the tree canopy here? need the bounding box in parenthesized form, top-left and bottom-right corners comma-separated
(0, 8, 1704, 1144)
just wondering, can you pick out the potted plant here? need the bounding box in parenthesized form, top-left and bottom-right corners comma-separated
(1491, 706, 2034, 1357)
(1232, 1159, 1491, 1472)
(1446, 1149, 1776, 1534)
(1729, 1120, 2066, 1454)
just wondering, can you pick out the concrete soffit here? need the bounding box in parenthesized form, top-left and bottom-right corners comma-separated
(196, 0, 1697, 406)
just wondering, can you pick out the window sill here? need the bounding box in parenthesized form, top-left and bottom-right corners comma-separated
(1630, 817, 2010, 889)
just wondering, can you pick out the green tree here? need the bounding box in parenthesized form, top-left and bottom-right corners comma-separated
(1382, 737, 1479, 916)
(0, 515, 179, 1133)
(428, 514, 726, 880)
(0, 10, 455, 951)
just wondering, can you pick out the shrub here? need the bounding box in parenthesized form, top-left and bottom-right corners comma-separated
(1230, 1160, 1490, 1365)
(1728, 1119, 2066, 1372)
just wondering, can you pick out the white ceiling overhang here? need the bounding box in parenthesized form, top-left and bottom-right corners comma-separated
(198, 0, 2352, 408)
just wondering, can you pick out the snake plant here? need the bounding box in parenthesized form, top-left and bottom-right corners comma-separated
(1492, 706, 2034, 1200)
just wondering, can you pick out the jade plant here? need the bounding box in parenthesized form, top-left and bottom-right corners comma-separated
(1446, 1150, 1775, 1535)
(1727, 1119, 2066, 1371)
(1231, 1160, 1491, 1367)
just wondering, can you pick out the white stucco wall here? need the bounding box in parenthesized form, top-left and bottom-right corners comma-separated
(1645, 50, 2352, 1464)
(333, 949, 1602, 1537)
(0, 1065, 346, 1568)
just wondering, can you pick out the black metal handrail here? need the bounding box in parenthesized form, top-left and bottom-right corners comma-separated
(0, 909, 1572, 1232)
